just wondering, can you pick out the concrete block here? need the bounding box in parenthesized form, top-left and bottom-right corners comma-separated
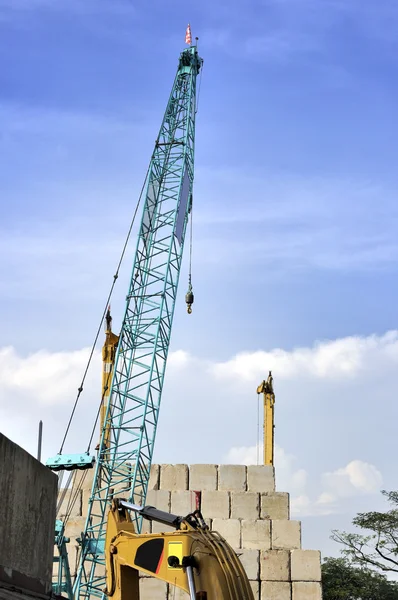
(291, 550, 321, 582)
(171, 491, 198, 516)
(151, 521, 175, 534)
(292, 581, 322, 600)
(1, 433, 58, 595)
(261, 581, 291, 600)
(81, 472, 130, 512)
(261, 493, 289, 520)
(146, 489, 170, 513)
(212, 518, 241, 548)
(53, 546, 79, 578)
(189, 464, 218, 491)
(167, 584, 188, 599)
(234, 549, 259, 580)
(139, 577, 168, 599)
(218, 465, 246, 492)
(247, 465, 275, 493)
(260, 550, 290, 581)
(272, 521, 301, 550)
(231, 492, 259, 520)
(64, 516, 86, 545)
(241, 520, 271, 550)
(57, 488, 82, 518)
(201, 491, 230, 519)
(250, 580, 259, 600)
(81, 467, 95, 491)
(148, 464, 160, 490)
(141, 521, 152, 534)
(160, 464, 188, 491)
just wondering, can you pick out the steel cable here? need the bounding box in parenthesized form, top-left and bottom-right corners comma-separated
(58, 160, 152, 455)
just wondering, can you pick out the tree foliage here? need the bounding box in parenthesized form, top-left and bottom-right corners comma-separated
(322, 556, 398, 600)
(332, 490, 398, 573)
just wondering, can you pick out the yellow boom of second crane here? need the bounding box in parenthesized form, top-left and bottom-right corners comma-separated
(257, 371, 275, 466)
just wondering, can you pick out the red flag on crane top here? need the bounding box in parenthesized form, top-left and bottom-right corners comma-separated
(185, 24, 192, 45)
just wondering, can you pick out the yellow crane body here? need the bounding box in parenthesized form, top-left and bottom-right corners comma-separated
(105, 500, 254, 600)
(100, 308, 119, 450)
(257, 372, 275, 466)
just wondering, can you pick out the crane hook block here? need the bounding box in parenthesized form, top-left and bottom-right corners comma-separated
(185, 286, 194, 314)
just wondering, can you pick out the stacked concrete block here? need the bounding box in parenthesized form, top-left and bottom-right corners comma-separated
(57, 464, 322, 598)
(247, 465, 275, 492)
(57, 488, 82, 518)
(139, 577, 168, 599)
(189, 464, 218, 490)
(272, 520, 301, 550)
(231, 492, 260, 519)
(202, 490, 229, 518)
(160, 464, 189, 490)
(242, 519, 271, 550)
(213, 518, 241, 548)
(291, 550, 322, 582)
(147, 464, 322, 599)
(218, 464, 247, 491)
(262, 549, 290, 582)
(261, 492, 290, 520)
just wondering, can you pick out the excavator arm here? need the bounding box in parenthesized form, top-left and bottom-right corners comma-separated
(105, 500, 254, 600)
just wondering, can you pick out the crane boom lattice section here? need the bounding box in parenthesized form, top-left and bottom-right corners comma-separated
(74, 46, 202, 600)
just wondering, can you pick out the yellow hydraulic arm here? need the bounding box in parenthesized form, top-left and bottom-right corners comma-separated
(257, 371, 275, 466)
(105, 500, 254, 600)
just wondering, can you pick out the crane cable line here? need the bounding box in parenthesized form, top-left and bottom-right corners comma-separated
(195, 47, 203, 114)
(56, 132, 182, 518)
(56, 82, 197, 521)
(188, 202, 193, 292)
(86, 366, 114, 454)
(59, 54, 204, 456)
(58, 161, 152, 455)
(56, 372, 111, 521)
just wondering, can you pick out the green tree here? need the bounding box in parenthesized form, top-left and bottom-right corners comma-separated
(322, 556, 398, 600)
(332, 491, 398, 573)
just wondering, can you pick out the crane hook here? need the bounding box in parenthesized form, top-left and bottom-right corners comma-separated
(185, 282, 194, 314)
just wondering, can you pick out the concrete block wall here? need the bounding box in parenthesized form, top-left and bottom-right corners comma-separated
(0, 433, 58, 597)
(60, 464, 322, 599)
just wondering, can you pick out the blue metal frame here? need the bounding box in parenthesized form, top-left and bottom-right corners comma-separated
(53, 520, 73, 600)
(73, 45, 202, 599)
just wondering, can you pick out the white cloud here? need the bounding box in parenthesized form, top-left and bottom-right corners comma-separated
(224, 444, 261, 466)
(0, 346, 98, 405)
(322, 460, 383, 497)
(224, 443, 308, 499)
(224, 442, 382, 517)
(0, 330, 389, 520)
(211, 330, 398, 382)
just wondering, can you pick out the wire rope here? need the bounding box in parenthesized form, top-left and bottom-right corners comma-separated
(188, 200, 193, 286)
(56, 471, 74, 515)
(58, 161, 152, 455)
(86, 367, 113, 454)
(195, 55, 203, 114)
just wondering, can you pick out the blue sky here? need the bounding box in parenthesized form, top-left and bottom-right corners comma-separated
(1, 0, 398, 561)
